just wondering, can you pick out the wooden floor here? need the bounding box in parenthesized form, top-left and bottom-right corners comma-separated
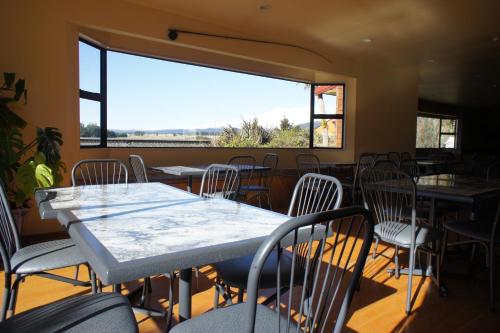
(1, 241, 498, 332)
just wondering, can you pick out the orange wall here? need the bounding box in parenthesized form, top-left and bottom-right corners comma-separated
(0, 0, 417, 235)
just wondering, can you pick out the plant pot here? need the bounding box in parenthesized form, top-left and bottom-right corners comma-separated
(12, 207, 29, 236)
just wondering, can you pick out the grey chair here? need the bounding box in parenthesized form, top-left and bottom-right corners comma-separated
(0, 183, 92, 321)
(374, 159, 399, 170)
(400, 159, 420, 179)
(296, 153, 320, 176)
(442, 201, 500, 311)
(129, 154, 148, 183)
(388, 152, 401, 164)
(71, 159, 128, 186)
(0, 293, 138, 333)
(351, 152, 376, 204)
(228, 155, 256, 184)
(400, 152, 412, 160)
(171, 207, 374, 333)
(239, 153, 279, 209)
(213, 173, 343, 307)
(200, 164, 241, 200)
(360, 168, 443, 314)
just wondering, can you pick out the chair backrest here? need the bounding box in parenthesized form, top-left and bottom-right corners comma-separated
(245, 207, 374, 333)
(296, 154, 321, 176)
(400, 152, 412, 160)
(259, 153, 279, 188)
(0, 183, 21, 273)
(387, 152, 400, 164)
(486, 162, 500, 181)
(199, 164, 240, 200)
(128, 155, 148, 183)
(288, 173, 343, 217)
(374, 159, 399, 170)
(228, 155, 256, 185)
(400, 159, 420, 179)
(352, 153, 376, 203)
(71, 159, 128, 186)
(360, 167, 417, 244)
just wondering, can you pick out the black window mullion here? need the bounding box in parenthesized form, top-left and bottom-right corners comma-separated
(309, 85, 314, 148)
(100, 48, 107, 147)
(79, 90, 102, 102)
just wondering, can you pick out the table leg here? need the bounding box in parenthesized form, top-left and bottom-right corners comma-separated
(187, 176, 193, 193)
(179, 268, 192, 322)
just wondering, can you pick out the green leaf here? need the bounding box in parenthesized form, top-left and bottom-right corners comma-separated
(15, 160, 37, 197)
(35, 163, 53, 188)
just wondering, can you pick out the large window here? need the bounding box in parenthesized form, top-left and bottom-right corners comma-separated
(78, 39, 346, 149)
(416, 114, 458, 149)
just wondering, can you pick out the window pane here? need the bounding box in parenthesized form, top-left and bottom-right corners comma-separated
(440, 134, 456, 148)
(79, 41, 100, 93)
(313, 119, 343, 148)
(80, 98, 101, 146)
(314, 85, 344, 115)
(441, 119, 456, 133)
(106, 51, 310, 148)
(416, 116, 439, 148)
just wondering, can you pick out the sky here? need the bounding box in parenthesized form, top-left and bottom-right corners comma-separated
(79, 42, 316, 131)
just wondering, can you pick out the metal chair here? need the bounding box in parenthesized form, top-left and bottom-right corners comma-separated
(400, 152, 412, 160)
(171, 207, 374, 333)
(388, 152, 401, 164)
(213, 173, 343, 307)
(486, 162, 500, 181)
(442, 201, 500, 311)
(374, 159, 399, 170)
(296, 153, 320, 176)
(360, 168, 443, 314)
(239, 153, 278, 209)
(71, 159, 128, 186)
(0, 293, 138, 333)
(400, 159, 420, 179)
(129, 154, 148, 183)
(351, 153, 376, 204)
(200, 164, 241, 200)
(0, 183, 93, 321)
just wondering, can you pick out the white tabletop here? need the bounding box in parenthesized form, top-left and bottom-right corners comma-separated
(151, 166, 206, 176)
(35, 183, 290, 284)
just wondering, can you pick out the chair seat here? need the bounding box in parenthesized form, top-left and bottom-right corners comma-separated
(170, 302, 297, 333)
(214, 251, 301, 290)
(11, 239, 86, 274)
(444, 220, 499, 244)
(0, 293, 137, 333)
(375, 221, 441, 247)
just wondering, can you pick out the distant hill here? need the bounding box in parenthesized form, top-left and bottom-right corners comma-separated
(110, 128, 224, 135)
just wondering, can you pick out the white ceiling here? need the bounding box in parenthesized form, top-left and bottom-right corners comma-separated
(125, 0, 500, 109)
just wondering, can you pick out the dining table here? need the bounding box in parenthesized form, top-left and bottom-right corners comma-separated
(151, 164, 270, 192)
(35, 182, 291, 321)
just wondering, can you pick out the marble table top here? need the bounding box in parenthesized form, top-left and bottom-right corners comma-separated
(35, 182, 290, 284)
(151, 164, 270, 176)
(415, 174, 500, 202)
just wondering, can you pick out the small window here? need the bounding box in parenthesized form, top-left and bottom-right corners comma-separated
(311, 84, 345, 148)
(416, 114, 458, 149)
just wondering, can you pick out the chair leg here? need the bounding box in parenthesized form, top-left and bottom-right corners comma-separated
(237, 288, 244, 303)
(140, 277, 149, 306)
(166, 274, 175, 332)
(7, 275, 22, 317)
(394, 246, 400, 279)
(489, 244, 495, 311)
(90, 270, 97, 294)
(74, 265, 80, 281)
(266, 192, 272, 210)
(213, 278, 220, 309)
(372, 237, 380, 259)
(406, 247, 416, 314)
(194, 267, 199, 292)
(1, 274, 11, 321)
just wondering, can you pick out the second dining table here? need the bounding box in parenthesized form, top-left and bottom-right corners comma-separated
(35, 182, 291, 321)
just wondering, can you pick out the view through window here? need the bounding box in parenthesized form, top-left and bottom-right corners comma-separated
(78, 40, 345, 149)
(416, 114, 457, 148)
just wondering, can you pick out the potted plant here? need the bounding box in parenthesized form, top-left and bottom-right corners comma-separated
(0, 72, 65, 233)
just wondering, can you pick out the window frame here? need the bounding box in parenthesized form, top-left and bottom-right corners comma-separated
(78, 37, 346, 150)
(416, 113, 459, 149)
(310, 83, 346, 149)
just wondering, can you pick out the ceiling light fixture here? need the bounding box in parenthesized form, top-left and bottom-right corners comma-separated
(427, 59, 435, 63)
(361, 37, 372, 43)
(259, 4, 272, 10)
(493, 36, 499, 42)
